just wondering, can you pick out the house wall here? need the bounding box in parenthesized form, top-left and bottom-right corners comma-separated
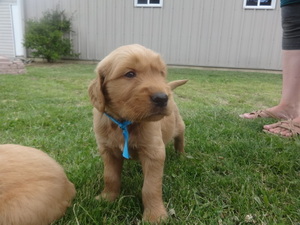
(0, 0, 17, 58)
(23, 0, 282, 70)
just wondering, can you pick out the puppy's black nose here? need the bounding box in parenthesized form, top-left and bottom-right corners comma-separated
(151, 93, 168, 107)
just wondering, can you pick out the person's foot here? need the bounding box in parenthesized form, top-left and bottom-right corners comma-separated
(239, 106, 297, 120)
(263, 117, 300, 137)
(239, 109, 278, 119)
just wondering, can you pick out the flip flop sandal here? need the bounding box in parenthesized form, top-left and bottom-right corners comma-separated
(239, 110, 279, 119)
(263, 120, 300, 138)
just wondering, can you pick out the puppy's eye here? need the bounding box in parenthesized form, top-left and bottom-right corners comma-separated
(124, 71, 136, 78)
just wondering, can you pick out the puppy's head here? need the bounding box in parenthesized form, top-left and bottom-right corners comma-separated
(88, 44, 175, 122)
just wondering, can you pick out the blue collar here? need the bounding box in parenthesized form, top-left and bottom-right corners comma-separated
(104, 113, 132, 159)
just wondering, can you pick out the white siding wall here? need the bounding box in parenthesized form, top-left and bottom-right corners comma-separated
(0, 0, 17, 58)
(23, 0, 282, 70)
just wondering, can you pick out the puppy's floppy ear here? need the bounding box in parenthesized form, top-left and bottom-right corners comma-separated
(88, 75, 105, 112)
(88, 54, 113, 112)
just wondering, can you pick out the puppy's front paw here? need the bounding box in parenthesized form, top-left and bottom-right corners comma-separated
(95, 190, 119, 202)
(143, 206, 168, 223)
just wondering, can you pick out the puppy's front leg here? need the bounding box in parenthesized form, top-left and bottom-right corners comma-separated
(99, 150, 123, 202)
(140, 149, 168, 223)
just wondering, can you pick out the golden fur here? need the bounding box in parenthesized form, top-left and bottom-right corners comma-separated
(0, 144, 76, 225)
(88, 44, 187, 223)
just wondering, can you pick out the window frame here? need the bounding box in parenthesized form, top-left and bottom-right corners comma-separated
(243, 0, 277, 9)
(134, 0, 163, 8)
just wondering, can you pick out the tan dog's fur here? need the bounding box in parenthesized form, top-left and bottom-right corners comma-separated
(88, 44, 187, 223)
(0, 144, 76, 225)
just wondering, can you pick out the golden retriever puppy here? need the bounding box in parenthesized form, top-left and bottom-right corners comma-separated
(0, 144, 76, 225)
(88, 44, 187, 223)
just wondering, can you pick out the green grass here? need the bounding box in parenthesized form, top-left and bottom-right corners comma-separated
(1, 63, 299, 224)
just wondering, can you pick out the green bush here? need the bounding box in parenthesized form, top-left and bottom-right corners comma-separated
(24, 9, 79, 62)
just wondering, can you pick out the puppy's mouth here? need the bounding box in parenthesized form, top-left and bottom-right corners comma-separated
(143, 112, 167, 121)
(112, 92, 171, 122)
(144, 92, 171, 121)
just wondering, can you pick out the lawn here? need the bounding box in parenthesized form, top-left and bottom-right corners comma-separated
(0, 63, 299, 225)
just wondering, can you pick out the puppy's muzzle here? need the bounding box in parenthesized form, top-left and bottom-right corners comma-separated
(151, 92, 168, 107)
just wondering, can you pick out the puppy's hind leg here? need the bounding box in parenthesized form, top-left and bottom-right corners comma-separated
(174, 116, 185, 153)
(174, 132, 185, 153)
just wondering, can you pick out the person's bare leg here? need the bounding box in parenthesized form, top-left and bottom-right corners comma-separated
(263, 50, 300, 136)
(240, 50, 300, 120)
(277, 50, 300, 117)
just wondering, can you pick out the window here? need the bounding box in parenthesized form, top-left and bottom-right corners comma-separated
(243, 0, 277, 9)
(134, 0, 163, 7)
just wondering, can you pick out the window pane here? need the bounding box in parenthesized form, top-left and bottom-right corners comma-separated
(150, 0, 160, 4)
(260, 0, 272, 5)
(246, 0, 258, 5)
(138, 0, 147, 4)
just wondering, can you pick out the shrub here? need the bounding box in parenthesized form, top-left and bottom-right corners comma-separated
(24, 9, 78, 62)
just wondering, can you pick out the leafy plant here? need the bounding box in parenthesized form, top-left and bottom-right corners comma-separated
(24, 9, 79, 62)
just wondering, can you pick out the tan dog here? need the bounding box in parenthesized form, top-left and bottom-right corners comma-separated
(0, 144, 76, 225)
(88, 44, 187, 223)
